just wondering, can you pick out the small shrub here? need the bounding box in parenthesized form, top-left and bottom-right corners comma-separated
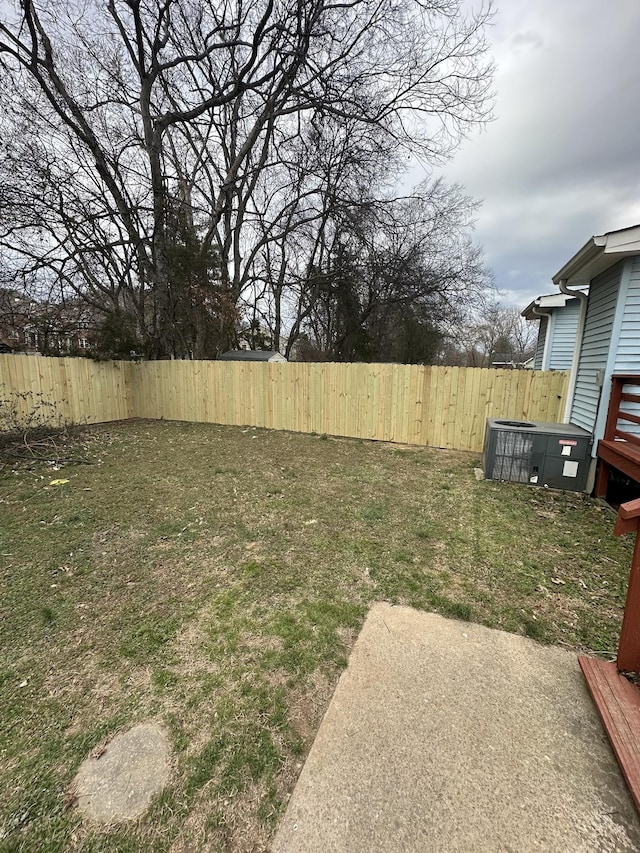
(0, 386, 66, 435)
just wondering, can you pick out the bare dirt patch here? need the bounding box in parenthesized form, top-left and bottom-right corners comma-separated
(74, 723, 172, 823)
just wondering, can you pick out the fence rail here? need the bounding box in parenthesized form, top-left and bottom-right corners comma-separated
(1, 354, 569, 453)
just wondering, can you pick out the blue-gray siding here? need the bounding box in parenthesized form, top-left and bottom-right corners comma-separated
(615, 257, 640, 370)
(570, 263, 622, 432)
(614, 257, 640, 437)
(533, 317, 547, 369)
(548, 298, 580, 370)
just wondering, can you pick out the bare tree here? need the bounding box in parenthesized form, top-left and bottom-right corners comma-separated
(445, 302, 537, 367)
(277, 180, 492, 361)
(0, 0, 494, 358)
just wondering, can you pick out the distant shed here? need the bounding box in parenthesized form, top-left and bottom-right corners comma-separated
(219, 350, 287, 363)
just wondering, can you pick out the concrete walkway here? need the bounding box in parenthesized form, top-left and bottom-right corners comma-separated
(272, 603, 640, 852)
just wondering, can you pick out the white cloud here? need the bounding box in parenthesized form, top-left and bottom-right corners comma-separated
(428, 0, 640, 308)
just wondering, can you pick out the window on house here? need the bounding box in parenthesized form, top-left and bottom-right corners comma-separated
(78, 338, 90, 350)
(29, 332, 37, 348)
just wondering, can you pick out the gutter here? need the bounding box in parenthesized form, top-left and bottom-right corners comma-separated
(530, 303, 551, 370)
(558, 279, 589, 423)
(552, 235, 605, 285)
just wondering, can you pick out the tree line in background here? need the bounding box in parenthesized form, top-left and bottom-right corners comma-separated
(0, 0, 506, 364)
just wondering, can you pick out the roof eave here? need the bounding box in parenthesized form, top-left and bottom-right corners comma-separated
(521, 300, 540, 319)
(552, 237, 605, 286)
(521, 292, 577, 319)
(553, 225, 640, 287)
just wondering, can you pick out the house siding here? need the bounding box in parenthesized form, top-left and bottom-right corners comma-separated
(613, 257, 640, 438)
(570, 263, 622, 432)
(615, 257, 640, 370)
(548, 298, 580, 371)
(533, 317, 547, 369)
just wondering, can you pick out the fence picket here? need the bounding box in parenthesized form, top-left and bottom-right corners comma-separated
(0, 354, 570, 453)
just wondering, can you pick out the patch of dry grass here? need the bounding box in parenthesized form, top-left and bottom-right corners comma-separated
(0, 420, 633, 851)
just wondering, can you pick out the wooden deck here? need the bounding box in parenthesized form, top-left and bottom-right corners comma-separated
(598, 439, 640, 484)
(595, 373, 640, 498)
(579, 657, 640, 813)
(580, 497, 640, 813)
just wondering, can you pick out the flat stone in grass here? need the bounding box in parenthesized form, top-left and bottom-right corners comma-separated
(74, 723, 171, 822)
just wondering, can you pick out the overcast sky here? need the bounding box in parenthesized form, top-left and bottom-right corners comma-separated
(3, 0, 638, 317)
(424, 0, 640, 311)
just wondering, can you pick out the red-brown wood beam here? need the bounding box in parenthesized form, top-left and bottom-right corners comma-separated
(597, 441, 640, 487)
(615, 498, 640, 672)
(595, 456, 610, 499)
(619, 410, 640, 428)
(578, 656, 640, 813)
(617, 497, 640, 522)
(615, 428, 640, 448)
(605, 376, 625, 442)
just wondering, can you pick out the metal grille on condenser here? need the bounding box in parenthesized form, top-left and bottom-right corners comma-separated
(493, 431, 533, 484)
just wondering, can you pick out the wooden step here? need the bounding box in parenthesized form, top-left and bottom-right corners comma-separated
(579, 656, 640, 812)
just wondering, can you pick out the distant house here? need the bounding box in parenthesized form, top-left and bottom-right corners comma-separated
(0, 288, 97, 356)
(0, 288, 36, 353)
(521, 292, 586, 374)
(490, 352, 533, 369)
(219, 350, 287, 363)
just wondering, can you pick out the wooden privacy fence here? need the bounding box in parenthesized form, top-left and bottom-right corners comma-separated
(0, 354, 569, 453)
(0, 355, 134, 427)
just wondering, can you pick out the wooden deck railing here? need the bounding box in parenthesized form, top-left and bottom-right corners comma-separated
(595, 373, 640, 498)
(579, 498, 640, 811)
(613, 497, 640, 671)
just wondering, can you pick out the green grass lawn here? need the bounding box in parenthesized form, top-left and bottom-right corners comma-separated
(0, 420, 633, 851)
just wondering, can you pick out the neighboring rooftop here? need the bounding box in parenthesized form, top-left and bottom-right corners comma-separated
(218, 349, 287, 362)
(521, 291, 586, 320)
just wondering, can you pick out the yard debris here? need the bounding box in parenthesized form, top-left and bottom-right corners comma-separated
(91, 744, 108, 760)
(18, 679, 28, 688)
(304, 519, 318, 526)
(63, 788, 78, 811)
(48, 478, 69, 486)
(551, 577, 566, 585)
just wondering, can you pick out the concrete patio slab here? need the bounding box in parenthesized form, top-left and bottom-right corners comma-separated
(272, 603, 640, 852)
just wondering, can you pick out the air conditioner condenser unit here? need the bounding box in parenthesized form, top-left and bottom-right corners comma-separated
(482, 419, 592, 492)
